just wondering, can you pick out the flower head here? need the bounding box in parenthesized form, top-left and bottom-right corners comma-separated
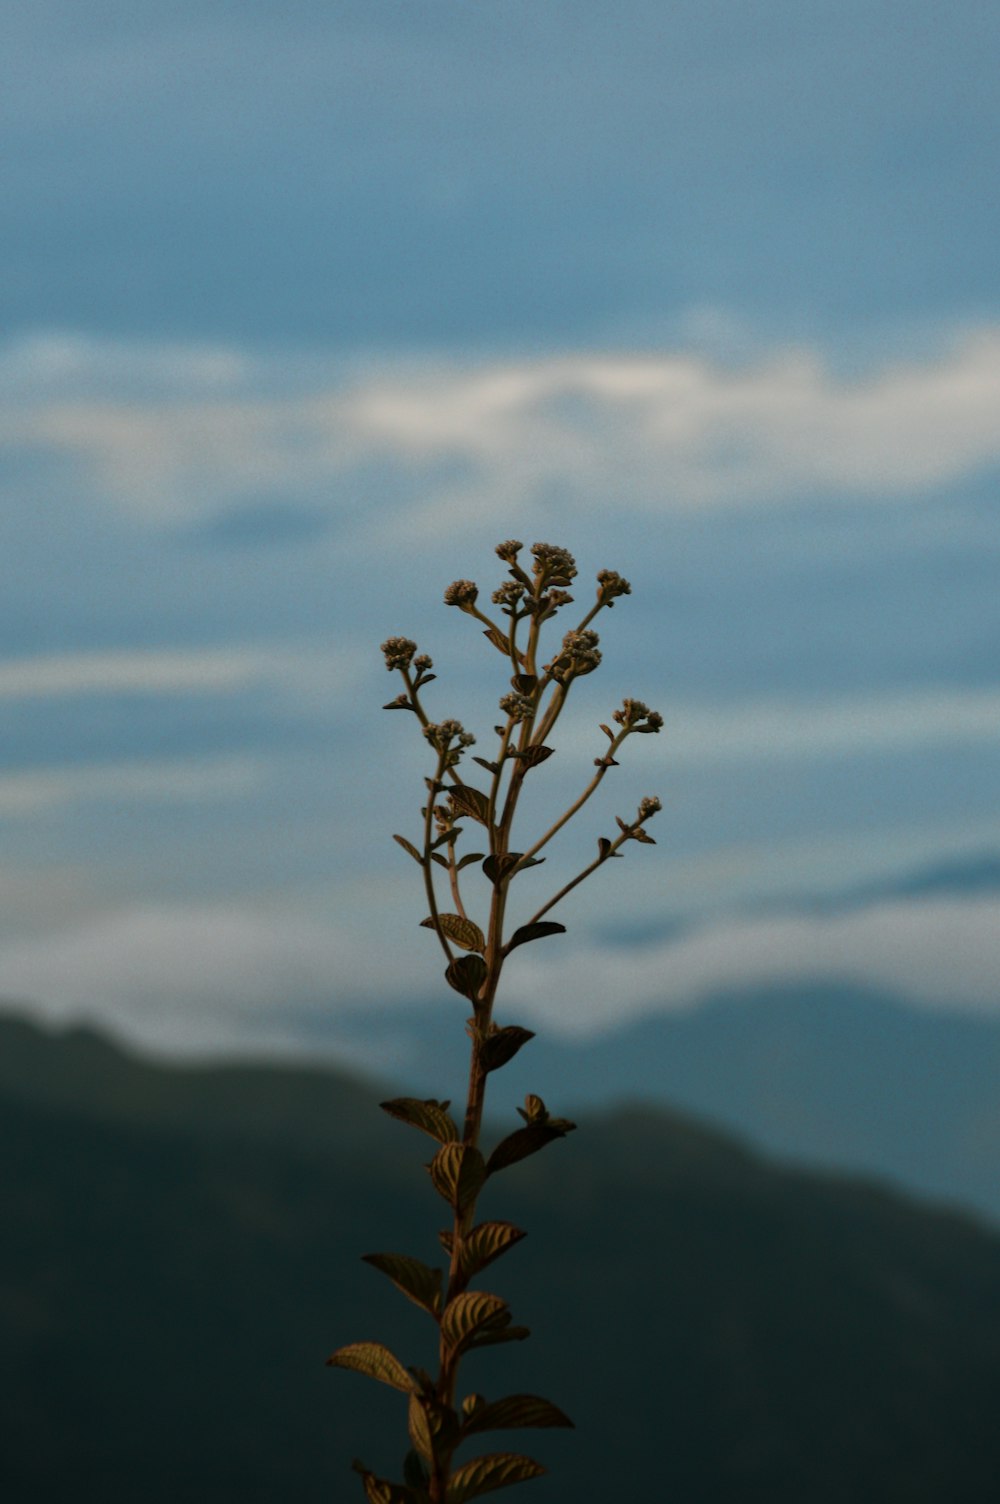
(495, 539, 524, 563)
(613, 698, 663, 732)
(443, 579, 479, 610)
(548, 628, 601, 683)
(531, 542, 577, 584)
(597, 568, 632, 603)
(423, 718, 476, 766)
(499, 691, 534, 723)
(381, 636, 418, 671)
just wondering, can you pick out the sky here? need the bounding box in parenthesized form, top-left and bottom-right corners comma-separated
(1, 0, 998, 1062)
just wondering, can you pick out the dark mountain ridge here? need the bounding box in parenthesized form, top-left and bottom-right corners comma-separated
(2, 1012, 999, 1501)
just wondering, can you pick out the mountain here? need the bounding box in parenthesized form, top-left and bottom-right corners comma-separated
(2, 1013, 999, 1502)
(305, 981, 1000, 1227)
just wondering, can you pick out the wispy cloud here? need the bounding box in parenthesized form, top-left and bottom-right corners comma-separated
(0, 647, 278, 700)
(4, 328, 1000, 526)
(0, 756, 264, 818)
(3, 890, 998, 1059)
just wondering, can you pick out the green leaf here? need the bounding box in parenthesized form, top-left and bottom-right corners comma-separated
(482, 851, 524, 885)
(393, 834, 425, 865)
(481, 1027, 535, 1073)
(448, 784, 492, 826)
(352, 1459, 421, 1504)
(445, 953, 488, 1001)
(464, 1395, 574, 1435)
(457, 1221, 526, 1279)
(486, 1122, 574, 1176)
(456, 850, 486, 870)
(428, 1142, 486, 1213)
(504, 921, 566, 955)
(362, 1254, 443, 1317)
(421, 913, 486, 953)
(440, 1291, 513, 1356)
(327, 1343, 417, 1394)
(380, 1098, 459, 1144)
(446, 1451, 545, 1502)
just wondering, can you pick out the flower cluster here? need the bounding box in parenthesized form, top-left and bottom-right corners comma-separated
(492, 580, 526, 610)
(381, 636, 418, 671)
(498, 690, 534, 723)
(637, 795, 662, 821)
(495, 539, 523, 563)
(613, 698, 664, 731)
(597, 569, 632, 603)
(443, 579, 479, 610)
(548, 628, 601, 683)
(423, 718, 476, 766)
(531, 542, 577, 584)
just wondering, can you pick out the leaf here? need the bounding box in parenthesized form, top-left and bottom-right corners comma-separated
(449, 785, 492, 826)
(327, 1342, 417, 1394)
(407, 1393, 434, 1464)
(517, 744, 554, 770)
(380, 1098, 459, 1144)
(352, 1460, 420, 1504)
(445, 953, 488, 1001)
(518, 1094, 547, 1123)
(472, 756, 500, 774)
(504, 921, 566, 956)
(597, 836, 613, 860)
(421, 913, 486, 953)
(482, 624, 525, 662)
(512, 855, 545, 872)
(393, 834, 425, 865)
(482, 852, 523, 885)
(481, 1027, 535, 1073)
(464, 1395, 574, 1435)
(510, 673, 537, 694)
(403, 1450, 430, 1491)
(599, 723, 615, 741)
(466, 1326, 531, 1351)
(632, 827, 656, 844)
(440, 1291, 513, 1356)
(457, 1221, 526, 1279)
(408, 1393, 461, 1466)
(446, 1452, 545, 1502)
(486, 1123, 574, 1176)
(456, 851, 486, 870)
(431, 853, 449, 868)
(428, 1142, 486, 1213)
(362, 1254, 443, 1317)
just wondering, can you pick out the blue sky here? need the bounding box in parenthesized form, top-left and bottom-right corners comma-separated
(1, 1, 999, 1061)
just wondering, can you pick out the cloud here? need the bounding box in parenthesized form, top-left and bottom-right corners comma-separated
(554, 685, 1000, 766)
(3, 328, 1000, 527)
(0, 646, 281, 701)
(3, 890, 998, 1059)
(0, 756, 264, 819)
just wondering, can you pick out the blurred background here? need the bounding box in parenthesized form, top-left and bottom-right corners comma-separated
(2, 4, 999, 1498)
